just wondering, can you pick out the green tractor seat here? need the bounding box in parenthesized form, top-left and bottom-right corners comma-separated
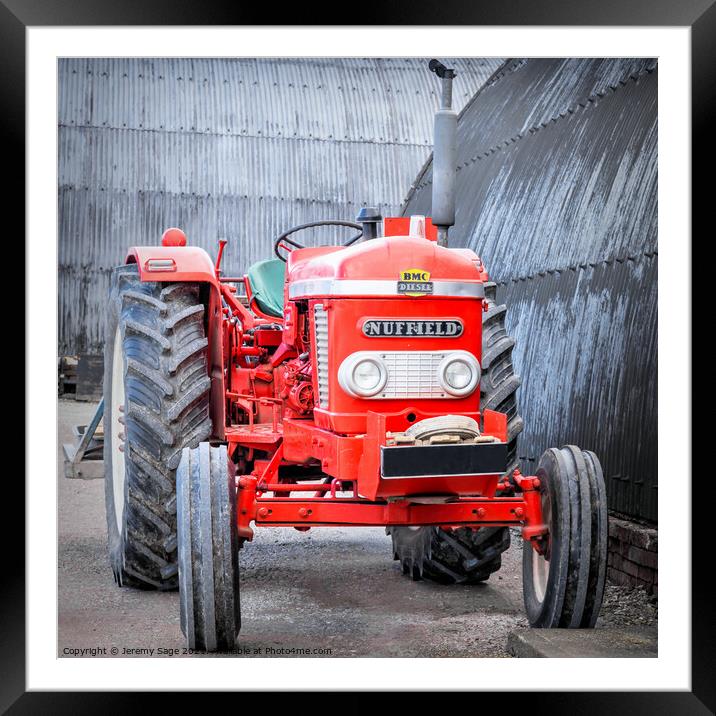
(246, 258, 286, 318)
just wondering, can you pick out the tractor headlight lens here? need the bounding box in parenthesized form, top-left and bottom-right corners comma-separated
(339, 354, 387, 397)
(353, 359, 383, 392)
(438, 353, 480, 397)
(444, 360, 472, 389)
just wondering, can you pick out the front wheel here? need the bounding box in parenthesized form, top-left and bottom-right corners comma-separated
(177, 443, 241, 651)
(522, 446, 608, 628)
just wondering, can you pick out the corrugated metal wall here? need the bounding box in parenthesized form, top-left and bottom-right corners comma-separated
(58, 57, 502, 356)
(403, 59, 657, 523)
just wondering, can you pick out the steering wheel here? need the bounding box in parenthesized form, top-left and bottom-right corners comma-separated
(273, 220, 363, 262)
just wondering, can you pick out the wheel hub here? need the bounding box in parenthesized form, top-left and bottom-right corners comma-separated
(531, 487, 552, 603)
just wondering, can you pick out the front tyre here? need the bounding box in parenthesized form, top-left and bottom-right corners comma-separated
(104, 265, 212, 590)
(177, 444, 241, 651)
(522, 446, 608, 628)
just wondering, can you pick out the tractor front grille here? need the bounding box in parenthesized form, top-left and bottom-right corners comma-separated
(314, 304, 329, 406)
(379, 351, 448, 399)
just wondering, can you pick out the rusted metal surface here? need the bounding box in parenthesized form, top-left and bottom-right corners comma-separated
(403, 59, 657, 523)
(58, 57, 502, 356)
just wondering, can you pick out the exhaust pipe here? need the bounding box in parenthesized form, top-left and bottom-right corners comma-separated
(428, 59, 457, 247)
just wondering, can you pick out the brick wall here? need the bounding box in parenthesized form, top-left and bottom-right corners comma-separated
(607, 515, 658, 597)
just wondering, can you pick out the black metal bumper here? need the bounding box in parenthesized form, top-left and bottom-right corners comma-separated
(380, 441, 508, 479)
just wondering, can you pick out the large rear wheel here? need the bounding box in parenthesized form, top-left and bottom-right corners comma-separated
(103, 264, 212, 590)
(389, 525, 510, 584)
(481, 281, 523, 475)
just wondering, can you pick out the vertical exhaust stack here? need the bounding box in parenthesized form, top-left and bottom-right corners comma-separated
(428, 59, 457, 247)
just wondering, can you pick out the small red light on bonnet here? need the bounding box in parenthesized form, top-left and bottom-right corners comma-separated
(161, 228, 187, 247)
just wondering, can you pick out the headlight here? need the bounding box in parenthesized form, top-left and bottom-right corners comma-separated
(444, 360, 472, 389)
(438, 352, 480, 397)
(338, 354, 387, 397)
(353, 359, 383, 392)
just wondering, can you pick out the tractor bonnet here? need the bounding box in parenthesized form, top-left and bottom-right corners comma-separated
(286, 236, 485, 301)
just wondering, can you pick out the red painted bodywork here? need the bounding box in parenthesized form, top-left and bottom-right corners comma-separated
(383, 216, 438, 241)
(286, 235, 483, 283)
(307, 297, 482, 434)
(126, 221, 545, 551)
(161, 227, 188, 247)
(127, 245, 220, 287)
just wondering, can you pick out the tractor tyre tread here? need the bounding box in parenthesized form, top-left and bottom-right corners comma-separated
(104, 264, 211, 591)
(388, 525, 511, 585)
(178, 443, 241, 651)
(522, 446, 607, 628)
(480, 281, 523, 476)
(579, 450, 609, 627)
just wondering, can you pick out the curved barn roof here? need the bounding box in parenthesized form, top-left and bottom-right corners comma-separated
(403, 58, 658, 522)
(58, 57, 502, 355)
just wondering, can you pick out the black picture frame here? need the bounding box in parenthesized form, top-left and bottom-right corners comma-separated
(7, 1, 711, 711)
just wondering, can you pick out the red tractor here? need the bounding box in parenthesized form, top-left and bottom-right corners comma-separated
(103, 60, 607, 651)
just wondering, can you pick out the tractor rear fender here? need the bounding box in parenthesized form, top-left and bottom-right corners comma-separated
(126, 245, 220, 287)
(125, 246, 226, 440)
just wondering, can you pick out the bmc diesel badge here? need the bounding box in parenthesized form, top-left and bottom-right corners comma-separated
(398, 268, 433, 296)
(362, 318, 463, 338)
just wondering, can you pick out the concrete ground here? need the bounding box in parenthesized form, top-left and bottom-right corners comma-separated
(507, 626, 657, 658)
(58, 399, 657, 658)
